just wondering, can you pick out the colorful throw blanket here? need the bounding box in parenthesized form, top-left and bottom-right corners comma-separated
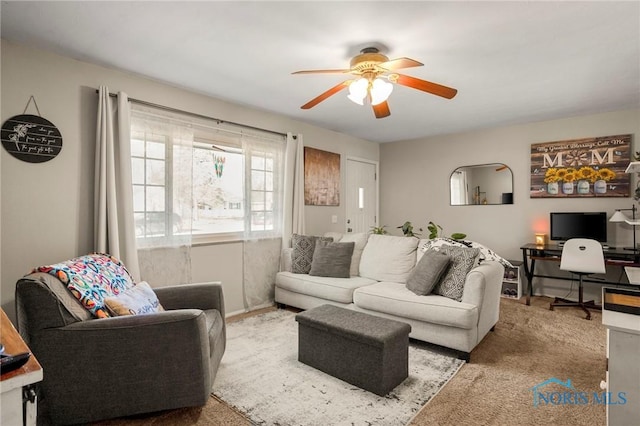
(33, 253, 135, 318)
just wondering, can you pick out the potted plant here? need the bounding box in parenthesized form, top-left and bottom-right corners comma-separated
(369, 225, 388, 235)
(427, 221, 466, 240)
(397, 221, 422, 237)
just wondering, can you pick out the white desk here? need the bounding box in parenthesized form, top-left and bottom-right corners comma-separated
(624, 266, 640, 284)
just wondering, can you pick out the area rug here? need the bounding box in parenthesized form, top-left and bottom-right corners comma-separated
(213, 310, 464, 426)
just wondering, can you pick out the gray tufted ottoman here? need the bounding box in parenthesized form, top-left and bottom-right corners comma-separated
(295, 304, 411, 396)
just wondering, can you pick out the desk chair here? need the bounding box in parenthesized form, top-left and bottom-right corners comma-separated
(550, 238, 606, 320)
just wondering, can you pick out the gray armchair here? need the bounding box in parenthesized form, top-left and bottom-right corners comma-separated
(15, 272, 226, 425)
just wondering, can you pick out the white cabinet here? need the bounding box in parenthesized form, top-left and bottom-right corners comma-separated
(602, 287, 640, 426)
(0, 309, 42, 426)
(501, 260, 522, 299)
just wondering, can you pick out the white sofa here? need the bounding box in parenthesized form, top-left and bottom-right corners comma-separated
(275, 233, 505, 361)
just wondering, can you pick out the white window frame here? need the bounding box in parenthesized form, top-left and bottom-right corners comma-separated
(131, 109, 284, 246)
(191, 139, 245, 244)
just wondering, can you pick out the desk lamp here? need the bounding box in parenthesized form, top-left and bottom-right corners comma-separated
(610, 205, 638, 252)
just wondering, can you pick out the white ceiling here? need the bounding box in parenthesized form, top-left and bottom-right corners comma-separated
(1, 1, 639, 143)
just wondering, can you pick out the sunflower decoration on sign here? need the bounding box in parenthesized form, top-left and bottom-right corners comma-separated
(543, 166, 616, 195)
(595, 168, 616, 182)
(543, 168, 560, 183)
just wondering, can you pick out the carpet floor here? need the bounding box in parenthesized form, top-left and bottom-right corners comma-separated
(94, 296, 606, 426)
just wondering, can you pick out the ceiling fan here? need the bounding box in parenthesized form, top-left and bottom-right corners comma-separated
(292, 47, 457, 119)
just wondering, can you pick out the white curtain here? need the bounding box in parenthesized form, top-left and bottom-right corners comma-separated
(450, 170, 469, 205)
(130, 105, 194, 286)
(95, 86, 140, 280)
(283, 133, 306, 245)
(292, 134, 306, 235)
(242, 132, 286, 309)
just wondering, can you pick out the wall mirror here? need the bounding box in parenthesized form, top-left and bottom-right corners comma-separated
(450, 163, 514, 205)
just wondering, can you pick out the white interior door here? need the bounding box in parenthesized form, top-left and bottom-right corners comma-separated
(345, 158, 378, 234)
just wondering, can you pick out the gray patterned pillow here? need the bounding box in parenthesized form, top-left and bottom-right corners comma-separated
(433, 246, 481, 301)
(291, 234, 333, 274)
(309, 241, 355, 278)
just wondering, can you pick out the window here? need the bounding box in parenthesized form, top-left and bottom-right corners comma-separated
(450, 170, 468, 205)
(249, 150, 275, 232)
(131, 131, 170, 238)
(130, 106, 284, 246)
(192, 142, 244, 235)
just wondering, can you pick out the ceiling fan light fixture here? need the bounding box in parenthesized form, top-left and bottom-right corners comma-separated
(347, 78, 368, 105)
(370, 78, 393, 105)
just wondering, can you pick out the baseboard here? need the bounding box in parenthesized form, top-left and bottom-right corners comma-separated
(226, 301, 276, 318)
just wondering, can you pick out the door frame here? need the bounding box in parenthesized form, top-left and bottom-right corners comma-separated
(345, 156, 380, 232)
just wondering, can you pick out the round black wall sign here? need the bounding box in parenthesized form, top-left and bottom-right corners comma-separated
(1, 114, 63, 163)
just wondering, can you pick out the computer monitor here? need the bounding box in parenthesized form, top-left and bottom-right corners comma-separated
(549, 212, 607, 243)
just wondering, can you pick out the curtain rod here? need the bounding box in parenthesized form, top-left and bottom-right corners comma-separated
(97, 89, 288, 138)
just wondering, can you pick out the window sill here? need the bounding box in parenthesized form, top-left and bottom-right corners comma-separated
(192, 233, 244, 246)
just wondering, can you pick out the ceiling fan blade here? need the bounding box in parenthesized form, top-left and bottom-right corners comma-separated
(378, 57, 423, 71)
(292, 69, 352, 75)
(372, 101, 391, 119)
(300, 81, 349, 109)
(394, 73, 458, 99)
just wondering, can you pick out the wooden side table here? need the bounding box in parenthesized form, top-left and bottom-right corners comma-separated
(0, 308, 43, 426)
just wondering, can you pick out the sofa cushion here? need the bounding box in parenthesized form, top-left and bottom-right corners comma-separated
(359, 235, 419, 283)
(338, 233, 369, 276)
(104, 281, 165, 316)
(309, 241, 355, 278)
(353, 282, 478, 329)
(276, 272, 377, 304)
(406, 249, 451, 296)
(433, 246, 481, 301)
(291, 234, 333, 274)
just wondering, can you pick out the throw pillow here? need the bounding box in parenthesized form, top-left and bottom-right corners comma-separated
(291, 234, 333, 274)
(104, 281, 165, 316)
(359, 234, 419, 283)
(433, 246, 481, 301)
(309, 241, 355, 278)
(406, 249, 451, 296)
(338, 232, 369, 276)
(417, 237, 468, 262)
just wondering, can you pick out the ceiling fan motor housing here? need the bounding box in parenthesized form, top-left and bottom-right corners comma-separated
(350, 47, 389, 73)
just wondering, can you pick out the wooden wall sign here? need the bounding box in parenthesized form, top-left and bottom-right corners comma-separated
(304, 147, 340, 206)
(530, 134, 631, 198)
(1, 114, 63, 163)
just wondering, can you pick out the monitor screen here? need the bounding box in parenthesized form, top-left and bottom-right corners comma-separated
(550, 212, 607, 243)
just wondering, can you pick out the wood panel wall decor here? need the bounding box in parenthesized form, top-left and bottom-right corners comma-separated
(304, 147, 340, 206)
(530, 134, 631, 198)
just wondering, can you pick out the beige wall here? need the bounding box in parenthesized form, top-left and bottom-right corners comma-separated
(0, 40, 379, 320)
(380, 108, 640, 301)
(3, 38, 636, 319)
